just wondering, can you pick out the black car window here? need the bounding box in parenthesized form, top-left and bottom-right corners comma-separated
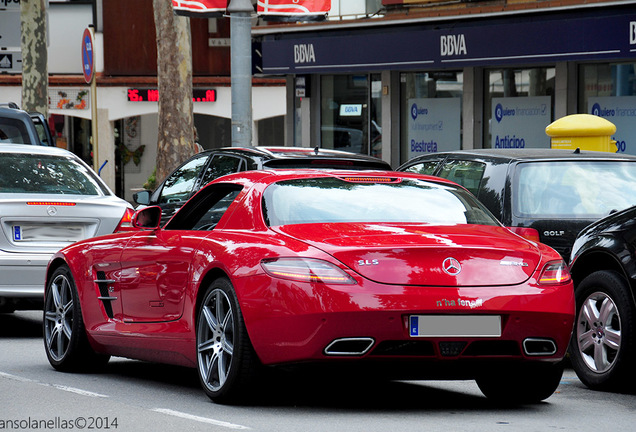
(438, 159, 486, 196)
(401, 160, 440, 176)
(0, 118, 32, 144)
(199, 155, 244, 187)
(158, 154, 209, 204)
(515, 161, 636, 218)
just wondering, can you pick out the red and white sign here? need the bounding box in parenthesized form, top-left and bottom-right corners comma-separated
(257, 0, 330, 17)
(171, 0, 228, 15)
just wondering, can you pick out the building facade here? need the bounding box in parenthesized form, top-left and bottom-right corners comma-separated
(255, 0, 636, 167)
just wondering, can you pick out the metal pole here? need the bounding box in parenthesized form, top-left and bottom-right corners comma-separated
(227, 0, 253, 147)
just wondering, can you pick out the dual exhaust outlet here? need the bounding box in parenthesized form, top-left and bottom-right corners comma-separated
(323, 337, 557, 357)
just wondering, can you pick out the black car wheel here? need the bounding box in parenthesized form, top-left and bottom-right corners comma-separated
(569, 270, 636, 390)
(476, 361, 564, 404)
(43, 265, 110, 371)
(196, 277, 259, 403)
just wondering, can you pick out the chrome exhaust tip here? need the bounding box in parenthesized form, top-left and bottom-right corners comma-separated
(324, 338, 375, 356)
(523, 338, 557, 356)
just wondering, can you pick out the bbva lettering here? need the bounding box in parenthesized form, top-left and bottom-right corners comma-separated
(631, 22, 636, 45)
(294, 44, 316, 64)
(440, 34, 467, 56)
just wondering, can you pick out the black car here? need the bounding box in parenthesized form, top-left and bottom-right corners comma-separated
(0, 103, 55, 146)
(398, 149, 636, 258)
(134, 146, 391, 223)
(568, 207, 636, 390)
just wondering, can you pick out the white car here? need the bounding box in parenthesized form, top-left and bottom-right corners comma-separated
(0, 144, 134, 312)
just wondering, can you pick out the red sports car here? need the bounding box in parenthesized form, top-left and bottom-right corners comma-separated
(43, 170, 575, 404)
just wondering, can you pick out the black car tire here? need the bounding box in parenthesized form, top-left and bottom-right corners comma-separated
(569, 270, 636, 390)
(476, 361, 564, 404)
(196, 277, 259, 403)
(43, 265, 110, 371)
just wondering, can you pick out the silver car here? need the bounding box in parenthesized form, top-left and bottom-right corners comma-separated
(0, 144, 134, 312)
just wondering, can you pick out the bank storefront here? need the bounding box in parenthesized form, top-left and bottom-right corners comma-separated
(255, 1, 636, 167)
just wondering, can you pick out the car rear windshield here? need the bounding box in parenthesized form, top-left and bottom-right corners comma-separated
(0, 153, 109, 195)
(515, 161, 636, 218)
(263, 176, 499, 226)
(0, 118, 32, 144)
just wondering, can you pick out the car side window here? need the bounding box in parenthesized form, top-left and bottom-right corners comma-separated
(402, 160, 440, 176)
(200, 155, 243, 187)
(165, 184, 243, 230)
(158, 154, 210, 204)
(438, 159, 486, 196)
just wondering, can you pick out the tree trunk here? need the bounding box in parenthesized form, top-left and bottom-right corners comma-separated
(20, 0, 48, 116)
(153, 0, 196, 182)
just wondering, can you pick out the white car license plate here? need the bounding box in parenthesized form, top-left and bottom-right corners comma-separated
(409, 315, 502, 337)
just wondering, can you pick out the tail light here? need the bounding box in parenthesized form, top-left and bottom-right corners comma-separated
(538, 260, 571, 285)
(508, 226, 541, 243)
(261, 258, 356, 285)
(115, 208, 136, 232)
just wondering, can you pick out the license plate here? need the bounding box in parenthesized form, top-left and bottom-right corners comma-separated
(12, 224, 84, 242)
(409, 315, 502, 337)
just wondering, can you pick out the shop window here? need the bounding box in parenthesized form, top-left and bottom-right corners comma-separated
(320, 74, 382, 158)
(579, 63, 636, 154)
(399, 71, 463, 164)
(484, 67, 555, 150)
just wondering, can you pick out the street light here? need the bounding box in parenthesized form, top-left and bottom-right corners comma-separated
(227, 0, 254, 147)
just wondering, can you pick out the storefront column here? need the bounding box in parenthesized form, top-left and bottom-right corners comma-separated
(555, 62, 575, 119)
(462, 67, 483, 150)
(97, 108, 116, 190)
(285, 76, 295, 146)
(382, 70, 399, 167)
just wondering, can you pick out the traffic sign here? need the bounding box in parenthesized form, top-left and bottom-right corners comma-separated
(81, 27, 94, 84)
(0, 50, 21, 73)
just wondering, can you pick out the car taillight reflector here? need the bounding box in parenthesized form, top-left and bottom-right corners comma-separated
(261, 258, 356, 285)
(27, 202, 76, 206)
(507, 226, 541, 243)
(115, 208, 136, 232)
(538, 260, 571, 285)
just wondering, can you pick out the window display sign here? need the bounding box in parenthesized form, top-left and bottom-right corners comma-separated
(589, 96, 636, 154)
(491, 97, 551, 149)
(407, 98, 461, 159)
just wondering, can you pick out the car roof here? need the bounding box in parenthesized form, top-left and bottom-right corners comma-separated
(407, 148, 636, 162)
(204, 146, 388, 162)
(0, 143, 75, 157)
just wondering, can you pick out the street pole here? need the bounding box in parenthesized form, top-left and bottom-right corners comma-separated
(227, 0, 253, 147)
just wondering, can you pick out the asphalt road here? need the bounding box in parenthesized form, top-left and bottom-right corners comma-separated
(1, 311, 634, 432)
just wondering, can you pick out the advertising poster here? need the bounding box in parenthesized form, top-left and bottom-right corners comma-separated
(589, 96, 636, 155)
(491, 96, 551, 149)
(407, 98, 461, 159)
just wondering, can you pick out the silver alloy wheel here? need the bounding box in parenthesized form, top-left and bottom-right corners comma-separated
(197, 288, 235, 392)
(44, 273, 74, 361)
(576, 291, 622, 373)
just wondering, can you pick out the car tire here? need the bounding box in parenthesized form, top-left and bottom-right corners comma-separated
(43, 265, 110, 371)
(476, 361, 564, 404)
(196, 277, 259, 403)
(569, 270, 636, 390)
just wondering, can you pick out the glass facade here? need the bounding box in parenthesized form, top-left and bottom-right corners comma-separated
(484, 68, 555, 149)
(320, 74, 382, 158)
(399, 71, 463, 164)
(579, 63, 636, 154)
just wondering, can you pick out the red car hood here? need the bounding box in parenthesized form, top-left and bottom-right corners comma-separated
(273, 223, 541, 286)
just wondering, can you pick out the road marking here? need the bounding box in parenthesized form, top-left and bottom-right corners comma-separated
(0, 371, 108, 398)
(152, 408, 250, 430)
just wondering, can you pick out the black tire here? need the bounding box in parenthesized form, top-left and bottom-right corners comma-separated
(43, 265, 110, 371)
(196, 277, 259, 403)
(569, 270, 636, 390)
(476, 361, 564, 404)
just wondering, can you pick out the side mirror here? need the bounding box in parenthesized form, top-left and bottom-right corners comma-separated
(133, 206, 162, 230)
(133, 190, 151, 205)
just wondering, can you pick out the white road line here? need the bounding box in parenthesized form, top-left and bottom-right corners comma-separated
(0, 371, 109, 398)
(152, 408, 251, 430)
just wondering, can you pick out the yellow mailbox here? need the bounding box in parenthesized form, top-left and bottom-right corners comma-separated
(546, 114, 617, 152)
